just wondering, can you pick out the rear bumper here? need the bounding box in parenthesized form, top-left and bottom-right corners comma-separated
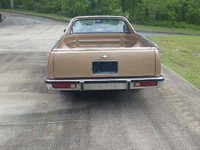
(45, 76, 164, 91)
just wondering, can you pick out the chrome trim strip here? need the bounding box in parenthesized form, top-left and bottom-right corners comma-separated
(51, 34, 65, 51)
(136, 33, 157, 47)
(52, 19, 73, 51)
(54, 50, 155, 54)
(55, 47, 153, 51)
(45, 76, 164, 83)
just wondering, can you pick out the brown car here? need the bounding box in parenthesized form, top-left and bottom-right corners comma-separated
(45, 16, 164, 91)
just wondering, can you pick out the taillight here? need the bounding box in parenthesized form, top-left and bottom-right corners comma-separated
(134, 81, 157, 87)
(53, 83, 76, 88)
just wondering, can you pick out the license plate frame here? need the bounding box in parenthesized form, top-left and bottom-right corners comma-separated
(92, 61, 118, 75)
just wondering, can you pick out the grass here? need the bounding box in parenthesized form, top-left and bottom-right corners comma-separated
(1, 9, 72, 21)
(1, 9, 200, 35)
(133, 24, 200, 35)
(148, 36, 200, 90)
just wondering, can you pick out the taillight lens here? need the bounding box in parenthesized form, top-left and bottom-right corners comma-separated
(134, 81, 157, 87)
(53, 83, 76, 88)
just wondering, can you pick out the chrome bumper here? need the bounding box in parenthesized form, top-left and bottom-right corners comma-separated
(45, 76, 164, 91)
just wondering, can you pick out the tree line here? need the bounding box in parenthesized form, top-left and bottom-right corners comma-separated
(0, 0, 200, 28)
(123, 0, 200, 28)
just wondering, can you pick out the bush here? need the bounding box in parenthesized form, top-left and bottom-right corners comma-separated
(0, 0, 10, 9)
(25, 1, 34, 11)
(34, 1, 58, 14)
(48, 1, 59, 14)
(134, 20, 200, 31)
(17, 5, 26, 10)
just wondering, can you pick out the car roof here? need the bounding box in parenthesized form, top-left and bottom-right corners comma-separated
(72, 16, 127, 20)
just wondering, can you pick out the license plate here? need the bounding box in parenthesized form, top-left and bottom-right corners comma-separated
(92, 61, 118, 74)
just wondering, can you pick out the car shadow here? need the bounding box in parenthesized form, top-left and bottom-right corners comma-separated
(59, 90, 143, 107)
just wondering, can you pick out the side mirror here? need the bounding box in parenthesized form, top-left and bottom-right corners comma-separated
(64, 29, 66, 33)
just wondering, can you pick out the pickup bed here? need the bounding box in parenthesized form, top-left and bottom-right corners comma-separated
(45, 16, 164, 91)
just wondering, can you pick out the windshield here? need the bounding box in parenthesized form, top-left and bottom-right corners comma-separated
(70, 19, 130, 34)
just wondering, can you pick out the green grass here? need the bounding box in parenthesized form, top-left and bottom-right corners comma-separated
(1, 9, 72, 21)
(148, 36, 200, 90)
(1, 9, 200, 35)
(133, 24, 200, 35)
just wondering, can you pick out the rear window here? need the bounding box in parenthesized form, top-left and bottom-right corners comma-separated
(70, 19, 130, 34)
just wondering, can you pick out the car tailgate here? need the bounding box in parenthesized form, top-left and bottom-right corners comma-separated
(53, 48, 156, 78)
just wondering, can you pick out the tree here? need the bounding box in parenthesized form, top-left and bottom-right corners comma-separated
(10, 0, 14, 9)
(1, 0, 199, 26)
